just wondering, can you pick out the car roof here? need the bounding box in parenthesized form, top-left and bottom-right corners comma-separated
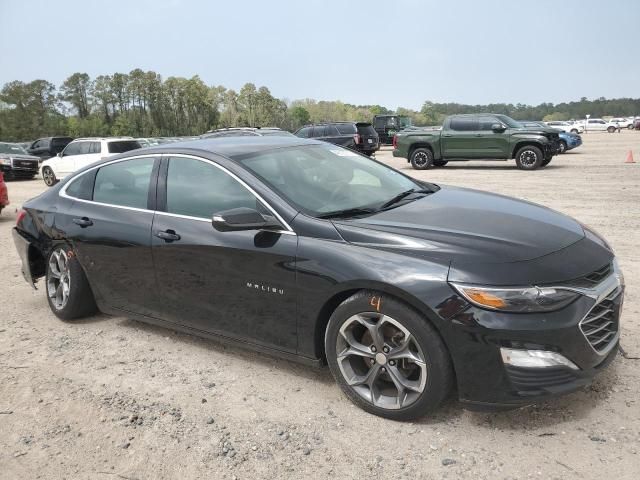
(71, 137, 135, 142)
(136, 136, 323, 159)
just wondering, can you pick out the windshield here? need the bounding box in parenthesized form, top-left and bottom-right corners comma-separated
(261, 130, 295, 137)
(0, 142, 28, 155)
(495, 114, 523, 129)
(398, 116, 412, 128)
(238, 144, 429, 216)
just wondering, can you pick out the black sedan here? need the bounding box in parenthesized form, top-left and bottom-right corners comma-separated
(12, 137, 624, 419)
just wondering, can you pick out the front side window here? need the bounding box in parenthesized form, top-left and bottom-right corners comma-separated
(239, 144, 426, 216)
(166, 157, 258, 219)
(93, 157, 155, 209)
(62, 142, 82, 156)
(78, 142, 92, 155)
(336, 124, 357, 135)
(312, 125, 327, 137)
(478, 116, 499, 130)
(296, 127, 311, 138)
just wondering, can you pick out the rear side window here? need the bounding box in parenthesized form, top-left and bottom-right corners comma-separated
(449, 117, 478, 131)
(336, 124, 356, 134)
(93, 157, 155, 209)
(296, 127, 312, 138)
(108, 141, 141, 154)
(78, 142, 92, 155)
(326, 125, 340, 136)
(65, 171, 96, 200)
(356, 123, 376, 136)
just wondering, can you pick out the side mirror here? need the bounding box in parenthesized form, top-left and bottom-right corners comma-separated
(212, 207, 282, 232)
(57, 152, 62, 157)
(491, 123, 506, 132)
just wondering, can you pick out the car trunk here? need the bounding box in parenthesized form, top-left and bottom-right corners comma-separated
(356, 123, 379, 150)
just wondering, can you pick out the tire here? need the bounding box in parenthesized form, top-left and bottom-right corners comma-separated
(410, 148, 434, 170)
(514, 145, 543, 170)
(45, 244, 98, 320)
(628, 125, 634, 130)
(541, 158, 552, 167)
(325, 291, 453, 420)
(558, 140, 567, 154)
(42, 167, 57, 187)
(607, 126, 616, 133)
(570, 129, 579, 134)
(433, 160, 448, 167)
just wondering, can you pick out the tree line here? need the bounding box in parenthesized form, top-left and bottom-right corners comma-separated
(1, 70, 639, 141)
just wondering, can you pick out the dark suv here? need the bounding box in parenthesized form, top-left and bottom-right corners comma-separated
(28, 137, 74, 160)
(201, 127, 294, 138)
(294, 122, 379, 156)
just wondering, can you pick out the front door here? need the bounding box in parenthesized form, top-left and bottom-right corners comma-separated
(151, 155, 298, 352)
(60, 155, 160, 316)
(474, 115, 510, 158)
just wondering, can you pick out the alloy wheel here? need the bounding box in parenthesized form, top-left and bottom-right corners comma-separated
(43, 168, 55, 186)
(413, 151, 428, 167)
(47, 249, 71, 310)
(336, 313, 427, 410)
(518, 150, 538, 167)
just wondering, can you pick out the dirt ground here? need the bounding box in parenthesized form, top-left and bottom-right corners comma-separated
(1, 131, 639, 480)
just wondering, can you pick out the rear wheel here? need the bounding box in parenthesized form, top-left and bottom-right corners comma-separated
(42, 167, 57, 186)
(433, 160, 448, 167)
(46, 245, 98, 320)
(628, 124, 635, 130)
(410, 148, 434, 170)
(515, 145, 543, 170)
(607, 126, 616, 133)
(325, 291, 453, 420)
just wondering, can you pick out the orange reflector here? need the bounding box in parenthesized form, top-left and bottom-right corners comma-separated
(465, 290, 507, 309)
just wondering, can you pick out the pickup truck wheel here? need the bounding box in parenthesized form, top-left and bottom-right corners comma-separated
(433, 160, 448, 167)
(515, 145, 543, 170)
(541, 158, 552, 167)
(410, 148, 434, 170)
(558, 140, 567, 154)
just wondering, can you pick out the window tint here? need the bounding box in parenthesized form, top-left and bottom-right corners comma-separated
(89, 142, 101, 154)
(312, 125, 327, 137)
(51, 137, 71, 148)
(65, 171, 95, 200)
(166, 157, 258, 219)
(78, 142, 92, 155)
(62, 142, 82, 156)
(449, 117, 478, 131)
(325, 125, 340, 136)
(93, 158, 155, 209)
(336, 124, 356, 134)
(478, 116, 499, 130)
(356, 123, 377, 135)
(108, 141, 141, 154)
(296, 127, 312, 138)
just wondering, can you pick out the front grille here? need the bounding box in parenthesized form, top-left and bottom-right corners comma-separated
(555, 263, 612, 289)
(580, 288, 621, 354)
(11, 159, 38, 170)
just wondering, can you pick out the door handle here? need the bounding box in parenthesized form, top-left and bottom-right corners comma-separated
(443, 134, 453, 137)
(72, 217, 93, 228)
(475, 134, 483, 137)
(155, 229, 181, 242)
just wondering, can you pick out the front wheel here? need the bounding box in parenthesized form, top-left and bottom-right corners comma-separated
(570, 129, 579, 134)
(46, 245, 98, 320)
(515, 145, 543, 170)
(42, 167, 57, 186)
(410, 148, 434, 170)
(325, 291, 453, 420)
(607, 126, 616, 133)
(558, 140, 567, 154)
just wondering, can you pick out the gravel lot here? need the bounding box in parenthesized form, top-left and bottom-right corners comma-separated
(1, 131, 639, 479)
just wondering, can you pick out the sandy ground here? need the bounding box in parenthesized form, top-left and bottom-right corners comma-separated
(1, 131, 639, 479)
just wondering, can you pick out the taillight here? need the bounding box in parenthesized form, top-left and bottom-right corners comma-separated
(353, 133, 361, 145)
(392, 135, 398, 148)
(16, 209, 27, 225)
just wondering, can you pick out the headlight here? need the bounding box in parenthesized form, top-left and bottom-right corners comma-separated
(450, 283, 580, 312)
(0, 157, 11, 165)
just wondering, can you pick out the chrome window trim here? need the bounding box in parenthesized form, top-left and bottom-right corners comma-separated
(58, 153, 296, 235)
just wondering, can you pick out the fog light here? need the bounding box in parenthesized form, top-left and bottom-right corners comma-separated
(500, 348, 579, 370)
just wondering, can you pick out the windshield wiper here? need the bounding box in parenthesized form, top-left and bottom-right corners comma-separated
(317, 207, 378, 219)
(379, 188, 432, 210)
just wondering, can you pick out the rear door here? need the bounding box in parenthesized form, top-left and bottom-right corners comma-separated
(441, 116, 479, 158)
(60, 155, 161, 316)
(150, 154, 298, 352)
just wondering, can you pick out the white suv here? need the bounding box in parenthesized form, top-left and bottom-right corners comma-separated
(544, 121, 584, 134)
(41, 138, 141, 186)
(608, 117, 635, 129)
(578, 118, 618, 133)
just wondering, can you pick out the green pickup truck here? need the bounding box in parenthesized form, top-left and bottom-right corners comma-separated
(392, 114, 561, 170)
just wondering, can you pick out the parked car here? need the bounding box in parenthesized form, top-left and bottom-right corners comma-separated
(544, 121, 584, 134)
(27, 136, 74, 160)
(40, 137, 141, 186)
(295, 122, 379, 156)
(202, 127, 295, 138)
(634, 118, 640, 130)
(393, 114, 561, 170)
(577, 118, 619, 133)
(0, 171, 8, 214)
(0, 142, 40, 180)
(373, 115, 413, 145)
(608, 118, 635, 130)
(521, 122, 582, 154)
(12, 136, 624, 419)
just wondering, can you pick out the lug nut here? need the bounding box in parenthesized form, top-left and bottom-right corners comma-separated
(371, 346, 377, 353)
(381, 367, 386, 372)
(383, 346, 389, 353)
(389, 360, 396, 366)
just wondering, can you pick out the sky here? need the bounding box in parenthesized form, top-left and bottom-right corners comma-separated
(1, 0, 638, 110)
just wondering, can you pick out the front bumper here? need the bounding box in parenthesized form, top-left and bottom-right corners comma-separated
(440, 269, 623, 410)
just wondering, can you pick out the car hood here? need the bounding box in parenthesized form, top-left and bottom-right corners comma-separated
(334, 185, 587, 264)
(514, 126, 559, 135)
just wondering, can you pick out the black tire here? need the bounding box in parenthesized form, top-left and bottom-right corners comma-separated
(607, 126, 616, 133)
(558, 140, 567, 154)
(42, 167, 57, 187)
(570, 129, 579, 134)
(325, 291, 453, 420)
(433, 160, 448, 167)
(410, 148, 434, 170)
(45, 244, 98, 320)
(628, 124, 635, 130)
(514, 145, 543, 170)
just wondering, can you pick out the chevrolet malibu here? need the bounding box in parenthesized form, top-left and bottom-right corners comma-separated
(12, 137, 624, 420)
